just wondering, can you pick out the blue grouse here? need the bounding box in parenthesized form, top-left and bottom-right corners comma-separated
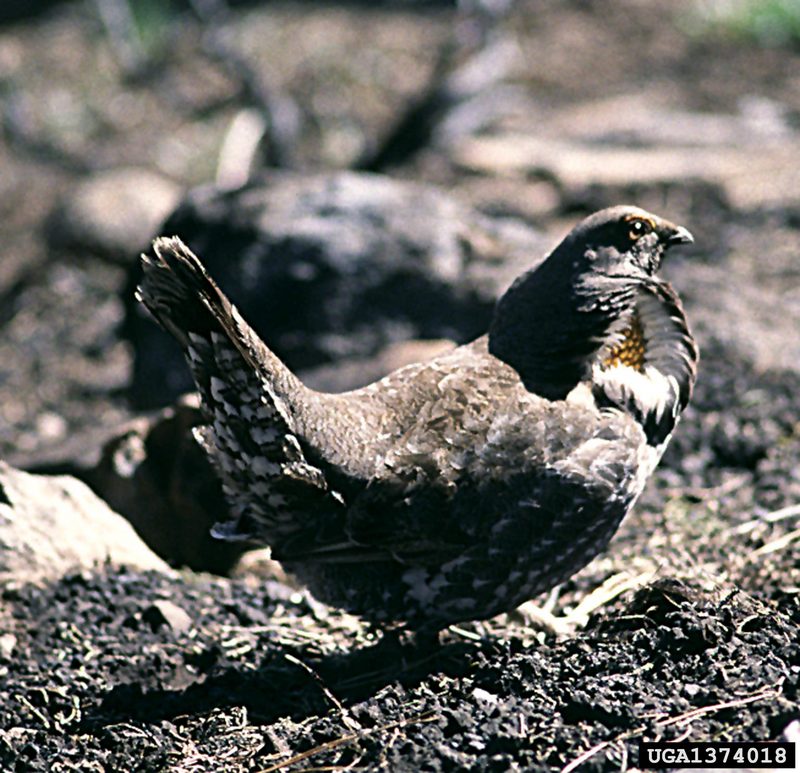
(137, 205, 697, 629)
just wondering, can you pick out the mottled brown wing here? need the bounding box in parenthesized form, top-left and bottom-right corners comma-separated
(275, 373, 639, 570)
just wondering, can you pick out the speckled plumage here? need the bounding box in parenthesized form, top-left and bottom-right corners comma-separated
(137, 205, 697, 629)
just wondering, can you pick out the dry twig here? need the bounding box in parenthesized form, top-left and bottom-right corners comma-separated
(256, 712, 439, 773)
(560, 681, 783, 773)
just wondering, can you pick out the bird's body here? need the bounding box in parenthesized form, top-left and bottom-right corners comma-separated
(138, 205, 697, 630)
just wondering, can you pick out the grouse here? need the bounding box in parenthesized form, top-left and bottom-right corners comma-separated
(137, 205, 697, 630)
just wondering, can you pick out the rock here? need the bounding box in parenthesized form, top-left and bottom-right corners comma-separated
(784, 719, 800, 743)
(454, 94, 800, 211)
(0, 462, 169, 586)
(47, 167, 182, 261)
(301, 338, 455, 392)
(142, 600, 192, 633)
(82, 394, 246, 575)
(0, 633, 16, 659)
(124, 170, 547, 408)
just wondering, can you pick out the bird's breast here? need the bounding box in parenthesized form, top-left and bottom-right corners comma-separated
(602, 313, 646, 371)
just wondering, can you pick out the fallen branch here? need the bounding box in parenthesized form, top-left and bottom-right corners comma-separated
(516, 569, 657, 636)
(284, 653, 360, 732)
(188, 0, 298, 170)
(358, 0, 520, 171)
(748, 526, 800, 557)
(256, 712, 439, 773)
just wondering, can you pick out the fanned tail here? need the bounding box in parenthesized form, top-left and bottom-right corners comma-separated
(136, 237, 230, 348)
(136, 237, 340, 544)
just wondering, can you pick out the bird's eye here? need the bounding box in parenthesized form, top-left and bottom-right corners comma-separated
(628, 219, 652, 241)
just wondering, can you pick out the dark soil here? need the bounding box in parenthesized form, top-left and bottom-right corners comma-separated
(1, 567, 798, 772)
(1, 1, 799, 771)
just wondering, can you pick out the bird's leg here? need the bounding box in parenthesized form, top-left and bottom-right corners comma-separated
(513, 570, 656, 636)
(512, 585, 575, 636)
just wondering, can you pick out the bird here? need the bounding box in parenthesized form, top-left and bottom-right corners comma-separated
(136, 205, 697, 631)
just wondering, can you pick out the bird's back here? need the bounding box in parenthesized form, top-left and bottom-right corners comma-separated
(297, 336, 643, 486)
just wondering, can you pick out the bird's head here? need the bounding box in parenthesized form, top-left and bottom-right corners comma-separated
(559, 205, 693, 303)
(489, 205, 694, 400)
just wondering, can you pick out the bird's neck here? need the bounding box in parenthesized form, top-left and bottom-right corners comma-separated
(488, 258, 635, 400)
(590, 283, 697, 448)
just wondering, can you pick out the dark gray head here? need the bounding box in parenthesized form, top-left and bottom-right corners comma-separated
(489, 206, 693, 399)
(558, 205, 693, 301)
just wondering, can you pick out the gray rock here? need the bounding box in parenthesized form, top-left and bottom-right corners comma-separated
(454, 94, 800, 210)
(0, 462, 170, 586)
(47, 167, 182, 261)
(301, 338, 455, 392)
(124, 170, 547, 408)
(0, 633, 16, 658)
(142, 600, 193, 633)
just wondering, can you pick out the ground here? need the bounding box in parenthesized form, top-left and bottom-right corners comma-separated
(0, 1, 799, 771)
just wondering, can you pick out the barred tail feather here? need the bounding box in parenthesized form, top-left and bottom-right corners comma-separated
(136, 236, 229, 348)
(136, 236, 341, 546)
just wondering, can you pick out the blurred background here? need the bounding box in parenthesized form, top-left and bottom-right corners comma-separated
(1, 0, 799, 467)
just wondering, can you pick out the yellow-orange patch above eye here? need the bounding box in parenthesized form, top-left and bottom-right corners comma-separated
(603, 315, 646, 371)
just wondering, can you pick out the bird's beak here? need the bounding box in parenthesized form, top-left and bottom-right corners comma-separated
(664, 225, 694, 247)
